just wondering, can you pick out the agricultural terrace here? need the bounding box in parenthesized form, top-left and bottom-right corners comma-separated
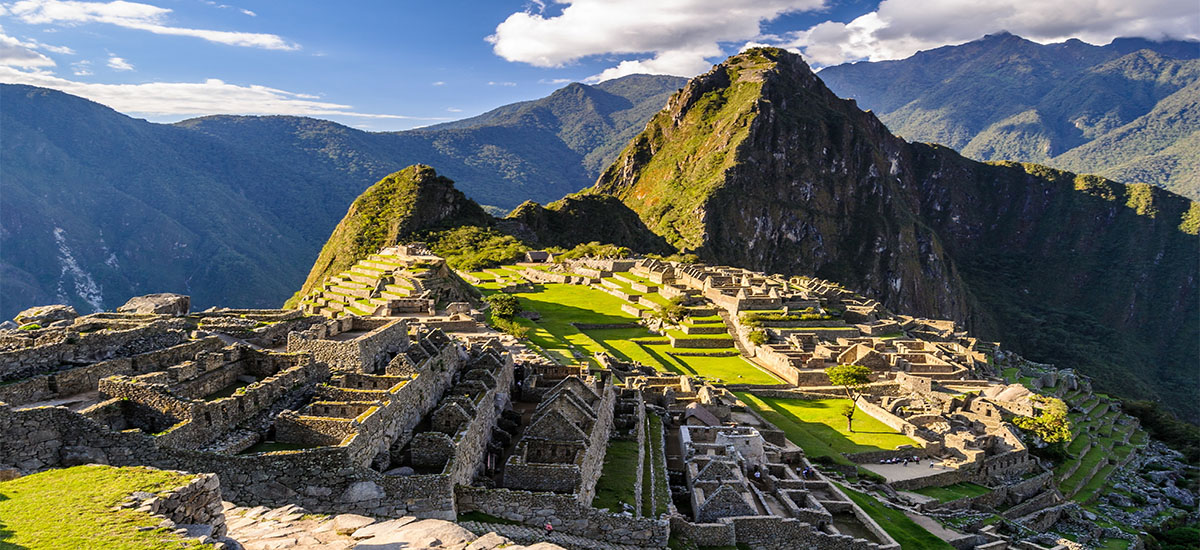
(469, 271, 780, 384)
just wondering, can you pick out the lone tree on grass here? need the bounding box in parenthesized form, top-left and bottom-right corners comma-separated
(825, 364, 873, 432)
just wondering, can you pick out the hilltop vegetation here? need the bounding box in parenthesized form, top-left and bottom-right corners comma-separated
(288, 165, 492, 306)
(819, 32, 1200, 198)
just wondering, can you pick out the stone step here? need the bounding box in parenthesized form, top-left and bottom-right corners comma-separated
(359, 261, 402, 272)
(341, 272, 378, 285)
(351, 265, 385, 277)
(457, 521, 655, 550)
(331, 285, 373, 298)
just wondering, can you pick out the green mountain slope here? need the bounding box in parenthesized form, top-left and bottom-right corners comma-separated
(0, 75, 681, 319)
(590, 47, 1200, 421)
(818, 33, 1200, 198)
(289, 165, 493, 304)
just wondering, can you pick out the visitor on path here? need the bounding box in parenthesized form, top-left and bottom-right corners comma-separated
(545, 522, 554, 535)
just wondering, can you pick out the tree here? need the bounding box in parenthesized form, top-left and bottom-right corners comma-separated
(840, 404, 857, 433)
(484, 293, 522, 320)
(1013, 395, 1072, 444)
(655, 296, 688, 324)
(825, 364, 873, 432)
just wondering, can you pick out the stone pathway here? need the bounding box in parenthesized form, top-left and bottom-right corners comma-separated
(221, 503, 568, 550)
(458, 521, 656, 550)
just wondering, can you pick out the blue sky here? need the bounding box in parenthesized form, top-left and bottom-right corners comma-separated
(1, 0, 1196, 131)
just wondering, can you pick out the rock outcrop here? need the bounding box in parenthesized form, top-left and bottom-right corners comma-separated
(14, 304, 77, 325)
(118, 293, 191, 315)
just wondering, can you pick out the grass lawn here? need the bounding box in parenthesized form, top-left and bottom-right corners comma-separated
(751, 396, 919, 454)
(486, 282, 639, 366)
(0, 465, 214, 550)
(913, 482, 992, 502)
(646, 414, 669, 516)
(837, 484, 954, 550)
(644, 344, 780, 385)
(593, 439, 640, 512)
(736, 392, 855, 466)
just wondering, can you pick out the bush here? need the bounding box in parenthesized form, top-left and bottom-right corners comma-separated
(747, 329, 768, 345)
(553, 241, 631, 260)
(424, 226, 528, 271)
(484, 294, 522, 320)
(490, 316, 529, 338)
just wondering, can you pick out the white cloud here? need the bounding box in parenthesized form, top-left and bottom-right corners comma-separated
(487, 80, 516, 86)
(487, 0, 825, 81)
(8, 0, 298, 50)
(70, 59, 90, 74)
(239, 8, 254, 16)
(0, 27, 56, 66)
(446, 107, 462, 112)
(784, 0, 1200, 67)
(0, 66, 445, 121)
(105, 53, 131, 70)
(538, 77, 572, 85)
(431, 80, 445, 86)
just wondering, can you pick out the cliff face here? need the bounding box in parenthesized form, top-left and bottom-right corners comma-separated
(592, 48, 1200, 418)
(289, 165, 493, 305)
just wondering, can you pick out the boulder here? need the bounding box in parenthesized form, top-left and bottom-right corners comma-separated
(339, 480, 385, 503)
(331, 513, 375, 534)
(60, 446, 108, 467)
(0, 321, 17, 331)
(14, 304, 77, 325)
(118, 293, 190, 315)
(354, 519, 474, 549)
(466, 532, 513, 550)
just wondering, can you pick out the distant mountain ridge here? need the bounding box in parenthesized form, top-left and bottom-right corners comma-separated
(0, 75, 684, 319)
(818, 32, 1200, 198)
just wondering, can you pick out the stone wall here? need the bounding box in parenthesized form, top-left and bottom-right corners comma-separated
(125, 471, 227, 538)
(456, 485, 670, 547)
(286, 317, 409, 373)
(0, 321, 187, 382)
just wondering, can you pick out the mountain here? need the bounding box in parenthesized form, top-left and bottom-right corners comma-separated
(587, 47, 1199, 420)
(290, 165, 493, 303)
(0, 75, 682, 319)
(817, 32, 1200, 198)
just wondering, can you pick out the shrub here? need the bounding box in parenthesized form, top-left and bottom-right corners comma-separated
(424, 226, 529, 271)
(17, 323, 41, 331)
(747, 329, 768, 345)
(554, 241, 631, 260)
(490, 317, 529, 338)
(484, 294, 522, 320)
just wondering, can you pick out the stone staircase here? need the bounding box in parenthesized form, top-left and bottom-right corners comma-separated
(299, 251, 423, 318)
(457, 521, 655, 550)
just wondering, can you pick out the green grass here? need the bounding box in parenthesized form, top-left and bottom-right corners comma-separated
(644, 344, 779, 384)
(837, 484, 955, 550)
(0, 465, 214, 550)
(647, 414, 669, 516)
(736, 392, 854, 466)
(913, 482, 992, 502)
(738, 394, 918, 455)
(593, 439, 640, 512)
